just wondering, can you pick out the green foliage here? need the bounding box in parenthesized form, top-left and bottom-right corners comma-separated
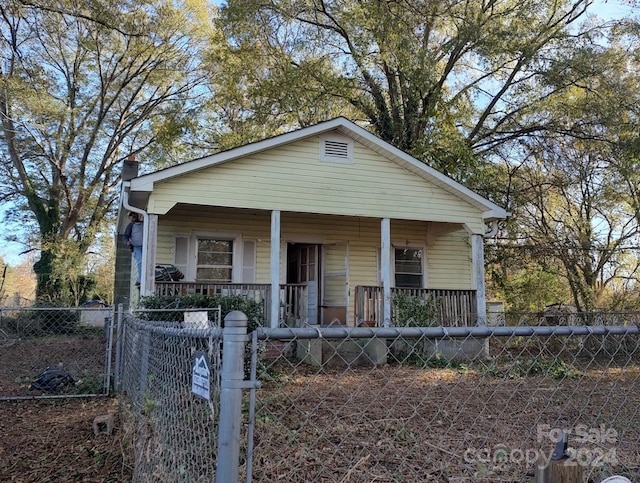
(138, 294, 266, 331)
(5, 307, 81, 336)
(494, 267, 571, 313)
(482, 357, 579, 380)
(214, 0, 605, 179)
(34, 237, 99, 306)
(392, 293, 439, 327)
(391, 346, 469, 372)
(75, 375, 106, 395)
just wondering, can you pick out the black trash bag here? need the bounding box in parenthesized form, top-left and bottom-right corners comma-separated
(155, 264, 185, 282)
(30, 367, 77, 392)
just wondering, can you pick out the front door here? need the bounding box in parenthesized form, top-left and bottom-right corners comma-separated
(286, 243, 318, 324)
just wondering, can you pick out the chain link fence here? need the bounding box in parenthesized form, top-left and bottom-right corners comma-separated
(0, 306, 115, 399)
(119, 311, 640, 482)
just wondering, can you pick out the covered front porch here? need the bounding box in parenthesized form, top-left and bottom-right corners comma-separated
(154, 282, 478, 327)
(135, 206, 490, 328)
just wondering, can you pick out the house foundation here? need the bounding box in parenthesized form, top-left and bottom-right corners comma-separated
(389, 337, 490, 362)
(296, 337, 387, 367)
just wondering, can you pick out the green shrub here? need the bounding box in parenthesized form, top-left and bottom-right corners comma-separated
(392, 292, 439, 327)
(138, 294, 266, 332)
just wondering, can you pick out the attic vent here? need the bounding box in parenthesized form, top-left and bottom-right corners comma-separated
(320, 134, 354, 164)
(324, 140, 349, 158)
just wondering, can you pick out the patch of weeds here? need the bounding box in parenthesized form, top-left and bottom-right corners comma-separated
(483, 357, 580, 379)
(423, 353, 468, 372)
(256, 361, 296, 385)
(89, 446, 109, 464)
(400, 351, 469, 373)
(76, 375, 106, 394)
(142, 396, 156, 415)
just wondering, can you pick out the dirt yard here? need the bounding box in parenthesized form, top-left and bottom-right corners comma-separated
(0, 397, 129, 482)
(0, 333, 107, 397)
(2, 365, 640, 482)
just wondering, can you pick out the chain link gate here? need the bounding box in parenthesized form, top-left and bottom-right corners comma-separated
(0, 305, 116, 400)
(119, 306, 225, 481)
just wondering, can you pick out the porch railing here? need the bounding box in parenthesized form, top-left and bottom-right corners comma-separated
(279, 284, 308, 327)
(354, 286, 478, 327)
(154, 282, 308, 327)
(155, 282, 268, 300)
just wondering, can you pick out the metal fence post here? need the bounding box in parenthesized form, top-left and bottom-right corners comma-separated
(113, 304, 124, 393)
(216, 311, 249, 483)
(103, 307, 115, 395)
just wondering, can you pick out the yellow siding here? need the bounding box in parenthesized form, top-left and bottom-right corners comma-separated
(148, 132, 485, 233)
(427, 229, 472, 288)
(155, 208, 473, 321)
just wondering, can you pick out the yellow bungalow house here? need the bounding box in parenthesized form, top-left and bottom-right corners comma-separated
(117, 117, 507, 328)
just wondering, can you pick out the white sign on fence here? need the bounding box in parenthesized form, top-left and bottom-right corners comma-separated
(191, 350, 211, 401)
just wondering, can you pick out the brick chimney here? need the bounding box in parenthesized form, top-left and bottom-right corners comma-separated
(122, 154, 139, 181)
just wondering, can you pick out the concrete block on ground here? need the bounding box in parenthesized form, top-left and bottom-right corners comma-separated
(93, 413, 115, 436)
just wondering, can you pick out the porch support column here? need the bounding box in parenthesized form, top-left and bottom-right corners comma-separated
(270, 210, 281, 328)
(142, 214, 158, 296)
(471, 233, 486, 325)
(381, 218, 392, 327)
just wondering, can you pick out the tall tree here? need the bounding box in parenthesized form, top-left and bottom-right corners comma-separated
(0, 0, 209, 302)
(512, 138, 640, 312)
(214, 0, 609, 178)
(492, 23, 640, 312)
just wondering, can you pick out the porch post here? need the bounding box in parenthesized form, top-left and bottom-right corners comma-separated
(381, 218, 392, 327)
(471, 233, 486, 324)
(142, 213, 158, 296)
(270, 210, 281, 328)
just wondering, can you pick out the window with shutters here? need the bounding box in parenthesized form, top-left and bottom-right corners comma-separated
(196, 239, 233, 282)
(172, 235, 254, 283)
(320, 134, 354, 164)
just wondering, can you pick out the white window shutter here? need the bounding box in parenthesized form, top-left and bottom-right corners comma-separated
(243, 240, 256, 283)
(174, 236, 189, 279)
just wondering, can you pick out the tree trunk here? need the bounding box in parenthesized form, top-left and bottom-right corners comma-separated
(33, 249, 57, 303)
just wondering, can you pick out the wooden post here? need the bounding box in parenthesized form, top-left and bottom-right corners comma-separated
(535, 453, 584, 483)
(470, 233, 486, 324)
(270, 210, 281, 328)
(380, 218, 391, 327)
(142, 213, 158, 296)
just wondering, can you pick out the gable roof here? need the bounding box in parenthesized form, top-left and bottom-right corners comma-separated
(129, 117, 508, 221)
